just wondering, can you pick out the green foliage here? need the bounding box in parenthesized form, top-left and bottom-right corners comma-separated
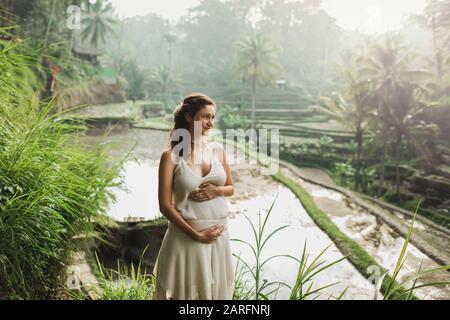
(92, 246, 156, 300)
(288, 242, 348, 300)
(234, 32, 283, 128)
(232, 255, 254, 300)
(0, 38, 43, 101)
(318, 136, 334, 156)
(147, 66, 180, 106)
(233, 33, 283, 87)
(0, 39, 123, 299)
(227, 137, 448, 300)
(380, 203, 450, 300)
(121, 58, 148, 100)
(231, 196, 290, 300)
(334, 161, 356, 187)
(216, 104, 251, 130)
(81, 0, 117, 48)
(0, 100, 123, 299)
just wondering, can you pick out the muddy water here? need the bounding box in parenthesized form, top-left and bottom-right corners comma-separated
(79, 126, 379, 299)
(280, 167, 450, 300)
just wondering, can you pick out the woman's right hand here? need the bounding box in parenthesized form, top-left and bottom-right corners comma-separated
(194, 224, 225, 244)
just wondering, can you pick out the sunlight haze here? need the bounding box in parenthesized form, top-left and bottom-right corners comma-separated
(108, 0, 427, 34)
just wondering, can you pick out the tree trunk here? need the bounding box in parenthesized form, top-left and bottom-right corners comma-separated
(431, 17, 443, 80)
(354, 127, 363, 191)
(44, 0, 57, 49)
(379, 138, 386, 197)
(251, 73, 256, 129)
(394, 127, 403, 200)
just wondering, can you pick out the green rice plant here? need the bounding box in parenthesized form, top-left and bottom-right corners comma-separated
(0, 35, 42, 103)
(0, 39, 124, 298)
(288, 241, 348, 300)
(232, 254, 253, 300)
(0, 99, 123, 299)
(231, 195, 291, 300)
(379, 202, 450, 300)
(92, 246, 155, 300)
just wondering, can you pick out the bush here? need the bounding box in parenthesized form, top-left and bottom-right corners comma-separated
(217, 104, 251, 130)
(0, 40, 123, 299)
(0, 101, 122, 299)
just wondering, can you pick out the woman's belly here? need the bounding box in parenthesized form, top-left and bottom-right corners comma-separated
(176, 196, 230, 220)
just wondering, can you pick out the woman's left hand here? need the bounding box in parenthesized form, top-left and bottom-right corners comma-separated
(188, 182, 220, 202)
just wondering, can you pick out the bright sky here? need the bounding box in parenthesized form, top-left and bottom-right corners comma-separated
(108, 0, 428, 34)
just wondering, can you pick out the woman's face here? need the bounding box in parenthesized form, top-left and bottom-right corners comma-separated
(189, 104, 216, 135)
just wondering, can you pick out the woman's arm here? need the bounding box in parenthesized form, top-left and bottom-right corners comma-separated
(214, 141, 235, 197)
(158, 150, 224, 242)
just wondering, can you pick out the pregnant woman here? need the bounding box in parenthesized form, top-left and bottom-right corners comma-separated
(153, 93, 235, 300)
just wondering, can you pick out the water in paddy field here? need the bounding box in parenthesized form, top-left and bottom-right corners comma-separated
(107, 159, 162, 221)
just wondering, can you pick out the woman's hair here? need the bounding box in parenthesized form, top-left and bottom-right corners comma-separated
(169, 92, 216, 150)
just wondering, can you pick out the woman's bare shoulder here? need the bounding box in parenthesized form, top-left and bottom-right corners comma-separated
(160, 149, 178, 167)
(209, 141, 224, 152)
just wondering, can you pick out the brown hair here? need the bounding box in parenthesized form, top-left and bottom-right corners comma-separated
(169, 93, 216, 150)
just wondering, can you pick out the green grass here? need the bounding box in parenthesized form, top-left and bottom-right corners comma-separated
(231, 196, 291, 300)
(0, 36, 124, 299)
(66, 247, 156, 300)
(92, 246, 156, 300)
(0, 100, 124, 299)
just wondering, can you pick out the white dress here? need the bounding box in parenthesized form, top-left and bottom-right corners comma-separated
(152, 146, 235, 300)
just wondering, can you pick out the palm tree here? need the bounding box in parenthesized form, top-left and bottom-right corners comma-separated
(411, 0, 450, 79)
(149, 66, 178, 106)
(163, 33, 177, 71)
(319, 70, 374, 191)
(122, 58, 148, 101)
(424, 0, 450, 52)
(42, 0, 58, 49)
(358, 37, 430, 199)
(81, 0, 116, 49)
(234, 33, 283, 129)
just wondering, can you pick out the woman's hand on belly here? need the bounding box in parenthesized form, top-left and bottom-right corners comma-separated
(194, 224, 225, 243)
(188, 182, 220, 202)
